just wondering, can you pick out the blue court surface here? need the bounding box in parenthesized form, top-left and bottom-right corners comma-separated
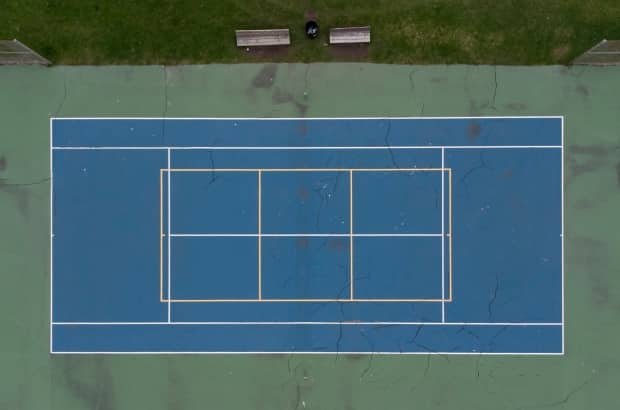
(51, 117, 563, 354)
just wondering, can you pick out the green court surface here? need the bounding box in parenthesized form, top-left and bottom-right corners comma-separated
(0, 64, 619, 408)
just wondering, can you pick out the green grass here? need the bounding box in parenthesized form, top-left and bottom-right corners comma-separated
(2, 0, 620, 64)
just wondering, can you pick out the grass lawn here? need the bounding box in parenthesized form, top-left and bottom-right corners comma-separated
(2, 0, 620, 64)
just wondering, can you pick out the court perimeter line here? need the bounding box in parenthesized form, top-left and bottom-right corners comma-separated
(52, 321, 563, 326)
(51, 145, 563, 150)
(561, 116, 565, 354)
(52, 116, 565, 120)
(49, 117, 54, 353)
(50, 351, 565, 356)
(50, 117, 562, 355)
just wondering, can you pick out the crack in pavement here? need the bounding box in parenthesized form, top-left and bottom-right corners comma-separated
(491, 66, 498, 110)
(358, 329, 375, 380)
(333, 278, 350, 362)
(303, 65, 310, 98)
(161, 66, 169, 144)
(408, 69, 416, 93)
(513, 376, 595, 410)
(475, 353, 483, 380)
(208, 151, 219, 184)
(0, 177, 51, 187)
(487, 325, 508, 352)
(382, 120, 400, 169)
(293, 382, 302, 410)
(54, 72, 68, 117)
(406, 325, 450, 361)
(311, 172, 342, 232)
(459, 152, 491, 195)
(488, 272, 500, 321)
(410, 354, 432, 392)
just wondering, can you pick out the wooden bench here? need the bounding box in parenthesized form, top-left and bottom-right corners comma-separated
(329, 26, 371, 45)
(235, 29, 290, 47)
(0, 39, 51, 65)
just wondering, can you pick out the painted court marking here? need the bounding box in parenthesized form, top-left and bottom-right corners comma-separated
(158, 167, 453, 304)
(50, 117, 564, 354)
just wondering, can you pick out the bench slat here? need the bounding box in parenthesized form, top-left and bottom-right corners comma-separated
(329, 26, 371, 45)
(236, 29, 290, 47)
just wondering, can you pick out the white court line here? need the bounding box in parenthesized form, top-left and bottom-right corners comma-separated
(349, 170, 354, 300)
(168, 233, 444, 237)
(49, 117, 54, 353)
(441, 148, 445, 323)
(167, 149, 172, 323)
(50, 351, 565, 356)
(51, 145, 563, 150)
(52, 321, 563, 326)
(561, 116, 565, 354)
(49, 117, 564, 355)
(257, 170, 262, 300)
(51, 116, 565, 120)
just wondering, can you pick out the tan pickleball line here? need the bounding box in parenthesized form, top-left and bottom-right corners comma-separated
(159, 167, 454, 303)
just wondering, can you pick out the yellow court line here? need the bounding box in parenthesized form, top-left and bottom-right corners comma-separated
(157, 166, 456, 305)
(258, 170, 262, 300)
(161, 298, 451, 303)
(349, 170, 354, 300)
(161, 168, 449, 173)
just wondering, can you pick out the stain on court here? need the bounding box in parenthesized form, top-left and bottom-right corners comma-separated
(467, 122, 481, 141)
(58, 357, 116, 410)
(296, 237, 310, 250)
(0, 178, 30, 217)
(252, 64, 278, 88)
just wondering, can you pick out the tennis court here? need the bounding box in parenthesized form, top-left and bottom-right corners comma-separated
(50, 117, 563, 354)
